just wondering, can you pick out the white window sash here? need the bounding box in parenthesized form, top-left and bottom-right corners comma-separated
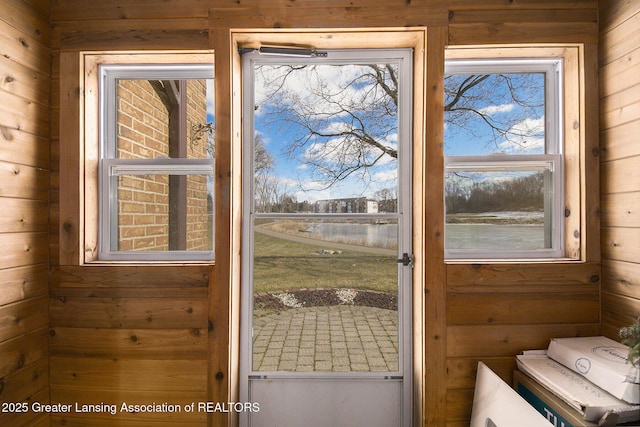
(444, 154, 563, 259)
(98, 63, 215, 261)
(99, 158, 214, 261)
(100, 64, 214, 159)
(444, 58, 563, 156)
(104, 158, 214, 176)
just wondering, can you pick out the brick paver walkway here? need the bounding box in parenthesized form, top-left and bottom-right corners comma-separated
(252, 305, 398, 372)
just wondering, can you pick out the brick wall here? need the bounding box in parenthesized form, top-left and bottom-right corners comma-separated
(115, 78, 211, 252)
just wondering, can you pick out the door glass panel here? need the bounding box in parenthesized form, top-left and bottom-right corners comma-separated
(249, 59, 404, 374)
(252, 218, 399, 372)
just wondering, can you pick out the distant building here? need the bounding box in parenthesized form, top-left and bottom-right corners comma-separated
(314, 197, 379, 213)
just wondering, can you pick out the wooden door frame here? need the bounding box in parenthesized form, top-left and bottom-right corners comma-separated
(215, 27, 439, 426)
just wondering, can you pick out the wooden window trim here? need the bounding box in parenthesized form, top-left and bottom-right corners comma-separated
(59, 50, 215, 265)
(445, 45, 586, 262)
(226, 28, 429, 426)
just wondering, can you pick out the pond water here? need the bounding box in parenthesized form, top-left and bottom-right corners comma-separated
(445, 224, 545, 250)
(445, 211, 546, 250)
(303, 221, 398, 250)
(273, 212, 547, 251)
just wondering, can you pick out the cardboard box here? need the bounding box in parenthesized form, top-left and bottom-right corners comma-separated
(547, 336, 639, 404)
(516, 353, 640, 424)
(514, 370, 598, 427)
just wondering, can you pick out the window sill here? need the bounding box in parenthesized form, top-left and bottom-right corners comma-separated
(444, 257, 582, 265)
(81, 260, 215, 267)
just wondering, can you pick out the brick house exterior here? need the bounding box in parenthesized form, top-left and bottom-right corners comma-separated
(115, 78, 212, 251)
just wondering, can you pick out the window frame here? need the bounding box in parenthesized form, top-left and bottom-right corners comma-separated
(79, 51, 216, 264)
(443, 56, 568, 260)
(444, 154, 563, 259)
(100, 159, 215, 261)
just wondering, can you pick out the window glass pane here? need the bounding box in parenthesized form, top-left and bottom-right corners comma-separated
(116, 78, 214, 160)
(115, 172, 213, 252)
(444, 73, 545, 156)
(252, 218, 399, 372)
(252, 63, 398, 213)
(445, 168, 551, 251)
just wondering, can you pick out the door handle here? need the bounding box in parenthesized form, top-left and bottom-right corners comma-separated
(397, 253, 414, 267)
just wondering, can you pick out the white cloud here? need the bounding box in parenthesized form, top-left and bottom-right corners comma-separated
(290, 179, 333, 203)
(280, 169, 396, 203)
(498, 137, 545, 153)
(511, 117, 544, 135)
(371, 169, 398, 183)
(303, 137, 360, 165)
(302, 136, 398, 171)
(497, 117, 545, 153)
(254, 63, 385, 119)
(479, 103, 514, 116)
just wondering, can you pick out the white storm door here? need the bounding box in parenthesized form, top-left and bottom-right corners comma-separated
(240, 48, 413, 427)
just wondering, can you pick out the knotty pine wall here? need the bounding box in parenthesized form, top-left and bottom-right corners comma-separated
(0, 0, 600, 426)
(0, 0, 51, 426)
(599, 0, 640, 341)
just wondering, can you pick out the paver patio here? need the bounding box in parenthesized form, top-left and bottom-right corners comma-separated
(252, 305, 399, 372)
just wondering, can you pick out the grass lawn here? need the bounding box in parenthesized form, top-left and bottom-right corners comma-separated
(253, 231, 397, 294)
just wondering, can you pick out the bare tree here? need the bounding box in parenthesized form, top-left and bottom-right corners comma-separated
(255, 64, 399, 190)
(253, 133, 276, 212)
(254, 63, 544, 191)
(374, 187, 397, 213)
(444, 73, 544, 152)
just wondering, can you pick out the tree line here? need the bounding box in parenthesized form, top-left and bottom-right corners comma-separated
(446, 171, 544, 214)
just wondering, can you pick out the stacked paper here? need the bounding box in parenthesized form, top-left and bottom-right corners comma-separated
(516, 352, 640, 424)
(547, 336, 639, 404)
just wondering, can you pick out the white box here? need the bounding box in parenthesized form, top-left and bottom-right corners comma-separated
(547, 336, 639, 404)
(516, 352, 640, 424)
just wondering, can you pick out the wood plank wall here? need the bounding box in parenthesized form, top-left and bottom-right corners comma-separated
(48, 266, 210, 426)
(49, 13, 213, 427)
(599, 0, 640, 340)
(0, 0, 51, 426)
(46, 1, 602, 426)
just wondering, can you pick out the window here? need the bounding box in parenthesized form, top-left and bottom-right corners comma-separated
(444, 57, 564, 259)
(94, 59, 215, 261)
